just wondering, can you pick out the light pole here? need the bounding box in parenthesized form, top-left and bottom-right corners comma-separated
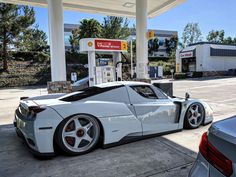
(130, 39, 133, 78)
(128, 36, 135, 78)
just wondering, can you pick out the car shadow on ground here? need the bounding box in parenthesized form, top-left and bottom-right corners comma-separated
(0, 123, 197, 177)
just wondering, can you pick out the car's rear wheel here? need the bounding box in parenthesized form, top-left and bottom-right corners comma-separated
(55, 114, 100, 156)
(184, 103, 204, 129)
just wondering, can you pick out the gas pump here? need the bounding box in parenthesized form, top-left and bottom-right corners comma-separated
(79, 38, 128, 86)
(95, 66, 115, 84)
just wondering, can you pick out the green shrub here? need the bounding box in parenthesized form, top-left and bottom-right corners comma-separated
(149, 60, 175, 75)
(174, 73, 186, 79)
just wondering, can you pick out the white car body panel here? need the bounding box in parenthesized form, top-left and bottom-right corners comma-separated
(14, 81, 213, 155)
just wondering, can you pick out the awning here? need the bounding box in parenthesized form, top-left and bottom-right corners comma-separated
(0, 0, 186, 18)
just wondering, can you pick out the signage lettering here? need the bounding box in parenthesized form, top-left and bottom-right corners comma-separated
(180, 51, 193, 59)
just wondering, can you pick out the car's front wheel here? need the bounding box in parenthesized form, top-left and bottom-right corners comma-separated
(184, 103, 204, 129)
(55, 114, 100, 156)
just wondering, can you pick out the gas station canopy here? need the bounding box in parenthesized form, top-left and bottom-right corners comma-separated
(0, 0, 186, 82)
(1, 0, 185, 18)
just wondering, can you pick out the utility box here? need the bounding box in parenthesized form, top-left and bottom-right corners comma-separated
(158, 66, 163, 78)
(149, 66, 163, 78)
(153, 82, 173, 97)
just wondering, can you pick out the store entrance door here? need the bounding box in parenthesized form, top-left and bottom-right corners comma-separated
(182, 58, 196, 73)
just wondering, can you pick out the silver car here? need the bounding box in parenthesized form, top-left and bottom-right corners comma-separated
(189, 116, 236, 177)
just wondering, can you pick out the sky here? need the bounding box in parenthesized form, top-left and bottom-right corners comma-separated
(34, 0, 236, 41)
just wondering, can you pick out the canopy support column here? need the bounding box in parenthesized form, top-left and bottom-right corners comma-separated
(136, 0, 149, 79)
(47, 0, 66, 81)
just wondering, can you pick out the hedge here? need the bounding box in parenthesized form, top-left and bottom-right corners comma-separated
(174, 73, 186, 79)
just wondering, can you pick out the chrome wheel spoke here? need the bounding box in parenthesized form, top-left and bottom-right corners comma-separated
(189, 116, 197, 125)
(189, 108, 195, 114)
(197, 113, 201, 117)
(74, 138, 82, 148)
(83, 133, 93, 143)
(64, 131, 76, 138)
(84, 122, 93, 132)
(192, 117, 197, 125)
(74, 119, 82, 130)
(189, 116, 194, 121)
(195, 105, 199, 112)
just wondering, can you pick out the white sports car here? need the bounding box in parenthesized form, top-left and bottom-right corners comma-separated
(14, 81, 213, 156)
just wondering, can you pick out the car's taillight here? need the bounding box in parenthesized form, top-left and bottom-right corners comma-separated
(28, 106, 46, 114)
(199, 132, 233, 177)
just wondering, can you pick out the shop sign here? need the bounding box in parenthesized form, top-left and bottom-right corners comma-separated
(180, 51, 193, 59)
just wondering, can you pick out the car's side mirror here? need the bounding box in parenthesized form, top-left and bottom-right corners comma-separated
(185, 92, 190, 100)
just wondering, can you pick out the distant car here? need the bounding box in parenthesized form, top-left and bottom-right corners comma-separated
(189, 116, 236, 177)
(14, 81, 213, 156)
(71, 77, 89, 91)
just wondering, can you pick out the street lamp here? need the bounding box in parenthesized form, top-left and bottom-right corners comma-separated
(127, 36, 136, 78)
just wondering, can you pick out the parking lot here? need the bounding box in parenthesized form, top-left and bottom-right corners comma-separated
(0, 77, 236, 177)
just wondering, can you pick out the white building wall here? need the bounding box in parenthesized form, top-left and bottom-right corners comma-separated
(195, 44, 204, 71)
(200, 44, 236, 71)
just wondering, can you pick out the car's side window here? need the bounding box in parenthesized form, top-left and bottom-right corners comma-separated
(153, 87, 168, 99)
(131, 86, 158, 99)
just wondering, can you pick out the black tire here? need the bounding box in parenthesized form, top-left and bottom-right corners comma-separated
(184, 103, 205, 129)
(55, 114, 100, 156)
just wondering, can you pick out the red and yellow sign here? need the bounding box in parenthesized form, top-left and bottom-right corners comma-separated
(95, 39, 127, 51)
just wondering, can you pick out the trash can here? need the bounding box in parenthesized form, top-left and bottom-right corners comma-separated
(153, 82, 173, 97)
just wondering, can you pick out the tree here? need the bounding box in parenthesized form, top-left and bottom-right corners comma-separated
(223, 36, 233, 45)
(79, 19, 101, 38)
(182, 23, 202, 47)
(165, 35, 178, 55)
(0, 3, 35, 70)
(148, 38, 159, 56)
(206, 30, 236, 45)
(69, 28, 80, 52)
(16, 27, 48, 52)
(207, 30, 225, 43)
(165, 35, 178, 60)
(101, 16, 130, 39)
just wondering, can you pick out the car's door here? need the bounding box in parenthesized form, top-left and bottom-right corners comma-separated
(127, 85, 179, 135)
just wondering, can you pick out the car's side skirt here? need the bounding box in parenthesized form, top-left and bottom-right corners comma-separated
(103, 128, 182, 148)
